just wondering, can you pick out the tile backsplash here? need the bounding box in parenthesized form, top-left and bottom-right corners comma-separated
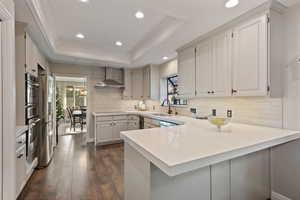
(146, 97, 283, 128)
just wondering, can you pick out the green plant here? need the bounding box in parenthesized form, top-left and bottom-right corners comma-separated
(56, 86, 64, 121)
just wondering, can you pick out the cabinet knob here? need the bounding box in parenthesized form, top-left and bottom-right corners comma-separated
(208, 91, 211, 94)
(211, 91, 215, 94)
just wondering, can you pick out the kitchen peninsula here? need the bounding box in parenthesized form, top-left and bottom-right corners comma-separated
(121, 114, 300, 200)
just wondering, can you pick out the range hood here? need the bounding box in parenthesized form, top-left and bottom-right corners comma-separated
(95, 67, 124, 88)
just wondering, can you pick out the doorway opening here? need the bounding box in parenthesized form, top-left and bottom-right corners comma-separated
(55, 76, 88, 140)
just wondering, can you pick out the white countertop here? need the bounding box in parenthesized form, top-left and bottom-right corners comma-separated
(16, 125, 28, 138)
(120, 113, 300, 176)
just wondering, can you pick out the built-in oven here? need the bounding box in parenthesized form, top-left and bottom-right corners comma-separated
(26, 118, 40, 166)
(25, 73, 39, 112)
(25, 73, 40, 167)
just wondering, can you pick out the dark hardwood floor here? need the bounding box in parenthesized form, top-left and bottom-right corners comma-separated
(18, 135, 124, 200)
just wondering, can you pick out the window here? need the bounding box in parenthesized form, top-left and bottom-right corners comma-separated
(166, 75, 187, 106)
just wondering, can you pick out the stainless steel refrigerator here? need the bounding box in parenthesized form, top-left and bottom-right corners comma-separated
(37, 70, 55, 168)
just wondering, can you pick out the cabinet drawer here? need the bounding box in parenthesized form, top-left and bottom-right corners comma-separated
(16, 145, 26, 195)
(113, 115, 128, 121)
(16, 133, 26, 151)
(96, 116, 113, 122)
(127, 115, 139, 121)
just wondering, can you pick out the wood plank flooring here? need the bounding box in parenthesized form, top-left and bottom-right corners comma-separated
(18, 135, 124, 200)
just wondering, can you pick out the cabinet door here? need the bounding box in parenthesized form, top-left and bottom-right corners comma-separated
(196, 40, 213, 97)
(16, 146, 26, 195)
(25, 34, 38, 77)
(96, 122, 113, 143)
(230, 150, 270, 200)
(212, 32, 231, 97)
(143, 67, 151, 99)
(178, 47, 196, 97)
(128, 121, 139, 130)
(113, 121, 128, 140)
(132, 69, 144, 99)
(232, 15, 268, 96)
(25, 33, 33, 74)
(123, 69, 132, 99)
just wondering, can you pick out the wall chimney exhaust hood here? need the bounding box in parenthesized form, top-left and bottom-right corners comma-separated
(95, 67, 125, 88)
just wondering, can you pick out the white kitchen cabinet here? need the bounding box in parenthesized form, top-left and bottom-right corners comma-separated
(131, 69, 144, 100)
(113, 121, 128, 140)
(195, 32, 231, 97)
(212, 32, 231, 97)
(196, 40, 213, 97)
(25, 33, 38, 77)
(178, 46, 196, 97)
(211, 161, 230, 200)
(143, 65, 160, 100)
(16, 145, 26, 196)
(232, 15, 268, 97)
(123, 69, 133, 99)
(230, 150, 270, 200)
(177, 2, 284, 98)
(127, 121, 139, 130)
(94, 115, 140, 145)
(96, 122, 113, 143)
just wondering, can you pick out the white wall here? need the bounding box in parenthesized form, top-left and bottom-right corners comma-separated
(50, 63, 139, 139)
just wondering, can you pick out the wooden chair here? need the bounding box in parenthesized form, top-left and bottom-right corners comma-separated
(67, 107, 81, 132)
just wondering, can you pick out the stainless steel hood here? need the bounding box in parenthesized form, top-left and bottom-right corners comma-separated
(95, 67, 124, 88)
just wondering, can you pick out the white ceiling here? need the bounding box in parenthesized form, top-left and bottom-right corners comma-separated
(16, 0, 300, 68)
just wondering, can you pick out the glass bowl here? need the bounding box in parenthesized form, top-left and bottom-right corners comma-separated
(208, 116, 231, 132)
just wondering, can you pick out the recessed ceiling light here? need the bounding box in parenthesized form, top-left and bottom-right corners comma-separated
(115, 41, 123, 46)
(163, 56, 169, 60)
(76, 33, 85, 39)
(79, 0, 89, 2)
(225, 0, 239, 8)
(135, 11, 144, 19)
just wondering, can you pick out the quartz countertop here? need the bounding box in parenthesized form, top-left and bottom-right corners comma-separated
(16, 125, 28, 138)
(120, 113, 300, 176)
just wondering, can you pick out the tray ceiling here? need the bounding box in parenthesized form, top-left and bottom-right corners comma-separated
(16, 0, 299, 68)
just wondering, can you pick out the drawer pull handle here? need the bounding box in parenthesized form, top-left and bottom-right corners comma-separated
(17, 154, 24, 159)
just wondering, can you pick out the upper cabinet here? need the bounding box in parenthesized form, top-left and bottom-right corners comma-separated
(123, 65, 160, 100)
(232, 16, 268, 97)
(25, 33, 38, 77)
(177, 2, 285, 98)
(195, 32, 231, 97)
(178, 47, 196, 97)
(212, 32, 232, 97)
(131, 68, 144, 100)
(196, 40, 213, 97)
(123, 69, 133, 99)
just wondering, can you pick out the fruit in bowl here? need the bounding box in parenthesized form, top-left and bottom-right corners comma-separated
(208, 116, 231, 131)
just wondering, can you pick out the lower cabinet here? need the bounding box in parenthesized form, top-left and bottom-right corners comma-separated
(94, 115, 140, 145)
(16, 145, 26, 196)
(127, 121, 140, 130)
(113, 121, 128, 140)
(96, 122, 114, 143)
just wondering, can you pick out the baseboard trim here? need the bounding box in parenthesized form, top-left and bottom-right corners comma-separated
(272, 191, 292, 200)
